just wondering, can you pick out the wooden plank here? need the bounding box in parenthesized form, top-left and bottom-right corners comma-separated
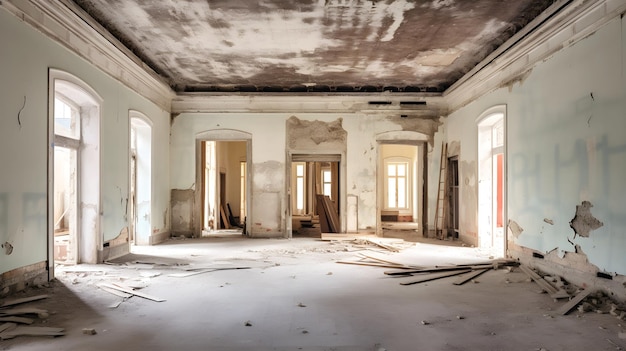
(0, 326, 65, 340)
(559, 289, 594, 315)
(98, 284, 133, 298)
(453, 268, 491, 285)
(323, 196, 340, 233)
(519, 265, 559, 294)
(400, 270, 472, 286)
(0, 317, 34, 325)
(336, 260, 413, 270)
(365, 239, 400, 252)
(98, 283, 165, 302)
(0, 323, 16, 333)
(357, 253, 418, 268)
(0, 307, 48, 317)
(385, 263, 494, 276)
(0, 295, 48, 308)
(220, 204, 231, 229)
(316, 195, 331, 233)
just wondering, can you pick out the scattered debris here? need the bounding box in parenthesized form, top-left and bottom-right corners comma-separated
(98, 283, 165, 302)
(0, 294, 48, 308)
(0, 294, 64, 341)
(559, 289, 594, 315)
(82, 328, 97, 335)
(401, 270, 472, 286)
(244, 320, 252, 327)
(420, 320, 430, 325)
(0, 325, 65, 340)
(298, 302, 307, 308)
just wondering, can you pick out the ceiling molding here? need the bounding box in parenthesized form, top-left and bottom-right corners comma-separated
(444, 0, 626, 112)
(171, 94, 447, 117)
(1, 0, 175, 111)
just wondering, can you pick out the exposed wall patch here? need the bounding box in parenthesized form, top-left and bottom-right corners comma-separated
(508, 219, 524, 238)
(286, 116, 347, 150)
(570, 201, 603, 238)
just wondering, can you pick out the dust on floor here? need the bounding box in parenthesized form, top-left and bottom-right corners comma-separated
(1, 236, 625, 351)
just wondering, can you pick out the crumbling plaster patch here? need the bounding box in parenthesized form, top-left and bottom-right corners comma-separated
(570, 200, 604, 238)
(253, 160, 284, 193)
(447, 140, 460, 157)
(286, 116, 347, 151)
(251, 161, 285, 236)
(170, 189, 194, 236)
(508, 219, 524, 238)
(384, 116, 441, 146)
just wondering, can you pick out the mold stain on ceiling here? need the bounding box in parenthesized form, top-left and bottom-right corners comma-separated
(71, 0, 555, 93)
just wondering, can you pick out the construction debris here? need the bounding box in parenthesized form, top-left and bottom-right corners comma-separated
(0, 294, 65, 340)
(98, 282, 165, 302)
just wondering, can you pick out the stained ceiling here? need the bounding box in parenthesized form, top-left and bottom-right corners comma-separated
(70, 0, 555, 93)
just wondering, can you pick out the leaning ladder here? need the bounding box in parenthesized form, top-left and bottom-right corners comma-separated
(434, 142, 448, 239)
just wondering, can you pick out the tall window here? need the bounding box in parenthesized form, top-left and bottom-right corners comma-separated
(240, 161, 246, 220)
(322, 169, 332, 199)
(295, 162, 305, 213)
(386, 161, 409, 209)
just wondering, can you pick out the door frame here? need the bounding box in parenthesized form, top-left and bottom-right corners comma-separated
(194, 129, 252, 237)
(476, 105, 507, 257)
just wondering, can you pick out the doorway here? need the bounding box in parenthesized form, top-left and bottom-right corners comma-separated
(129, 113, 152, 245)
(199, 139, 249, 234)
(290, 158, 340, 236)
(378, 143, 424, 238)
(477, 106, 506, 257)
(49, 70, 101, 273)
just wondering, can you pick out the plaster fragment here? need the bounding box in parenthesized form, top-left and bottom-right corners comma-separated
(507, 220, 524, 238)
(569, 201, 603, 238)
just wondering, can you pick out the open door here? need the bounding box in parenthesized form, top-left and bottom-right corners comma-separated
(290, 155, 341, 237)
(200, 140, 248, 234)
(477, 106, 506, 257)
(378, 143, 424, 239)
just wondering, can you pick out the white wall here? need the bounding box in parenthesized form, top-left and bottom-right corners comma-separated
(0, 8, 170, 274)
(446, 16, 626, 274)
(171, 112, 440, 236)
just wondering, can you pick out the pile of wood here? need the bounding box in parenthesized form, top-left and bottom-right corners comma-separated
(519, 265, 626, 318)
(0, 295, 65, 340)
(339, 252, 519, 285)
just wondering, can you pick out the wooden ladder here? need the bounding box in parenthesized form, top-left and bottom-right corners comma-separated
(434, 142, 448, 239)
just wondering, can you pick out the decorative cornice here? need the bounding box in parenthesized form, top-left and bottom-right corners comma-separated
(171, 93, 446, 118)
(444, 0, 626, 112)
(1, 0, 174, 111)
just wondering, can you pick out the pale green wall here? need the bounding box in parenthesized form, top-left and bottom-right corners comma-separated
(446, 16, 626, 274)
(0, 9, 170, 273)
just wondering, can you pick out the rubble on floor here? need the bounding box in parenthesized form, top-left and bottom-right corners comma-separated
(0, 294, 65, 340)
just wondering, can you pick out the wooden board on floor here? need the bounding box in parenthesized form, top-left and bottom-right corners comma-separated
(98, 284, 133, 298)
(385, 263, 494, 276)
(519, 265, 559, 294)
(0, 307, 48, 317)
(0, 295, 48, 308)
(453, 268, 491, 285)
(220, 205, 231, 229)
(558, 289, 594, 315)
(400, 269, 472, 286)
(0, 317, 34, 325)
(98, 283, 165, 302)
(336, 260, 414, 270)
(0, 326, 65, 340)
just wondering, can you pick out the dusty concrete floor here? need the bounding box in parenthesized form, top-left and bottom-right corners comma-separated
(2, 234, 626, 351)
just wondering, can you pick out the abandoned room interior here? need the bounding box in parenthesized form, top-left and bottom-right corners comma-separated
(1, 0, 626, 349)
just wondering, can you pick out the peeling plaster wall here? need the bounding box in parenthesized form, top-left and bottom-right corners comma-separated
(447, 16, 626, 274)
(171, 112, 442, 235)
(0, 9, 170, 280)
